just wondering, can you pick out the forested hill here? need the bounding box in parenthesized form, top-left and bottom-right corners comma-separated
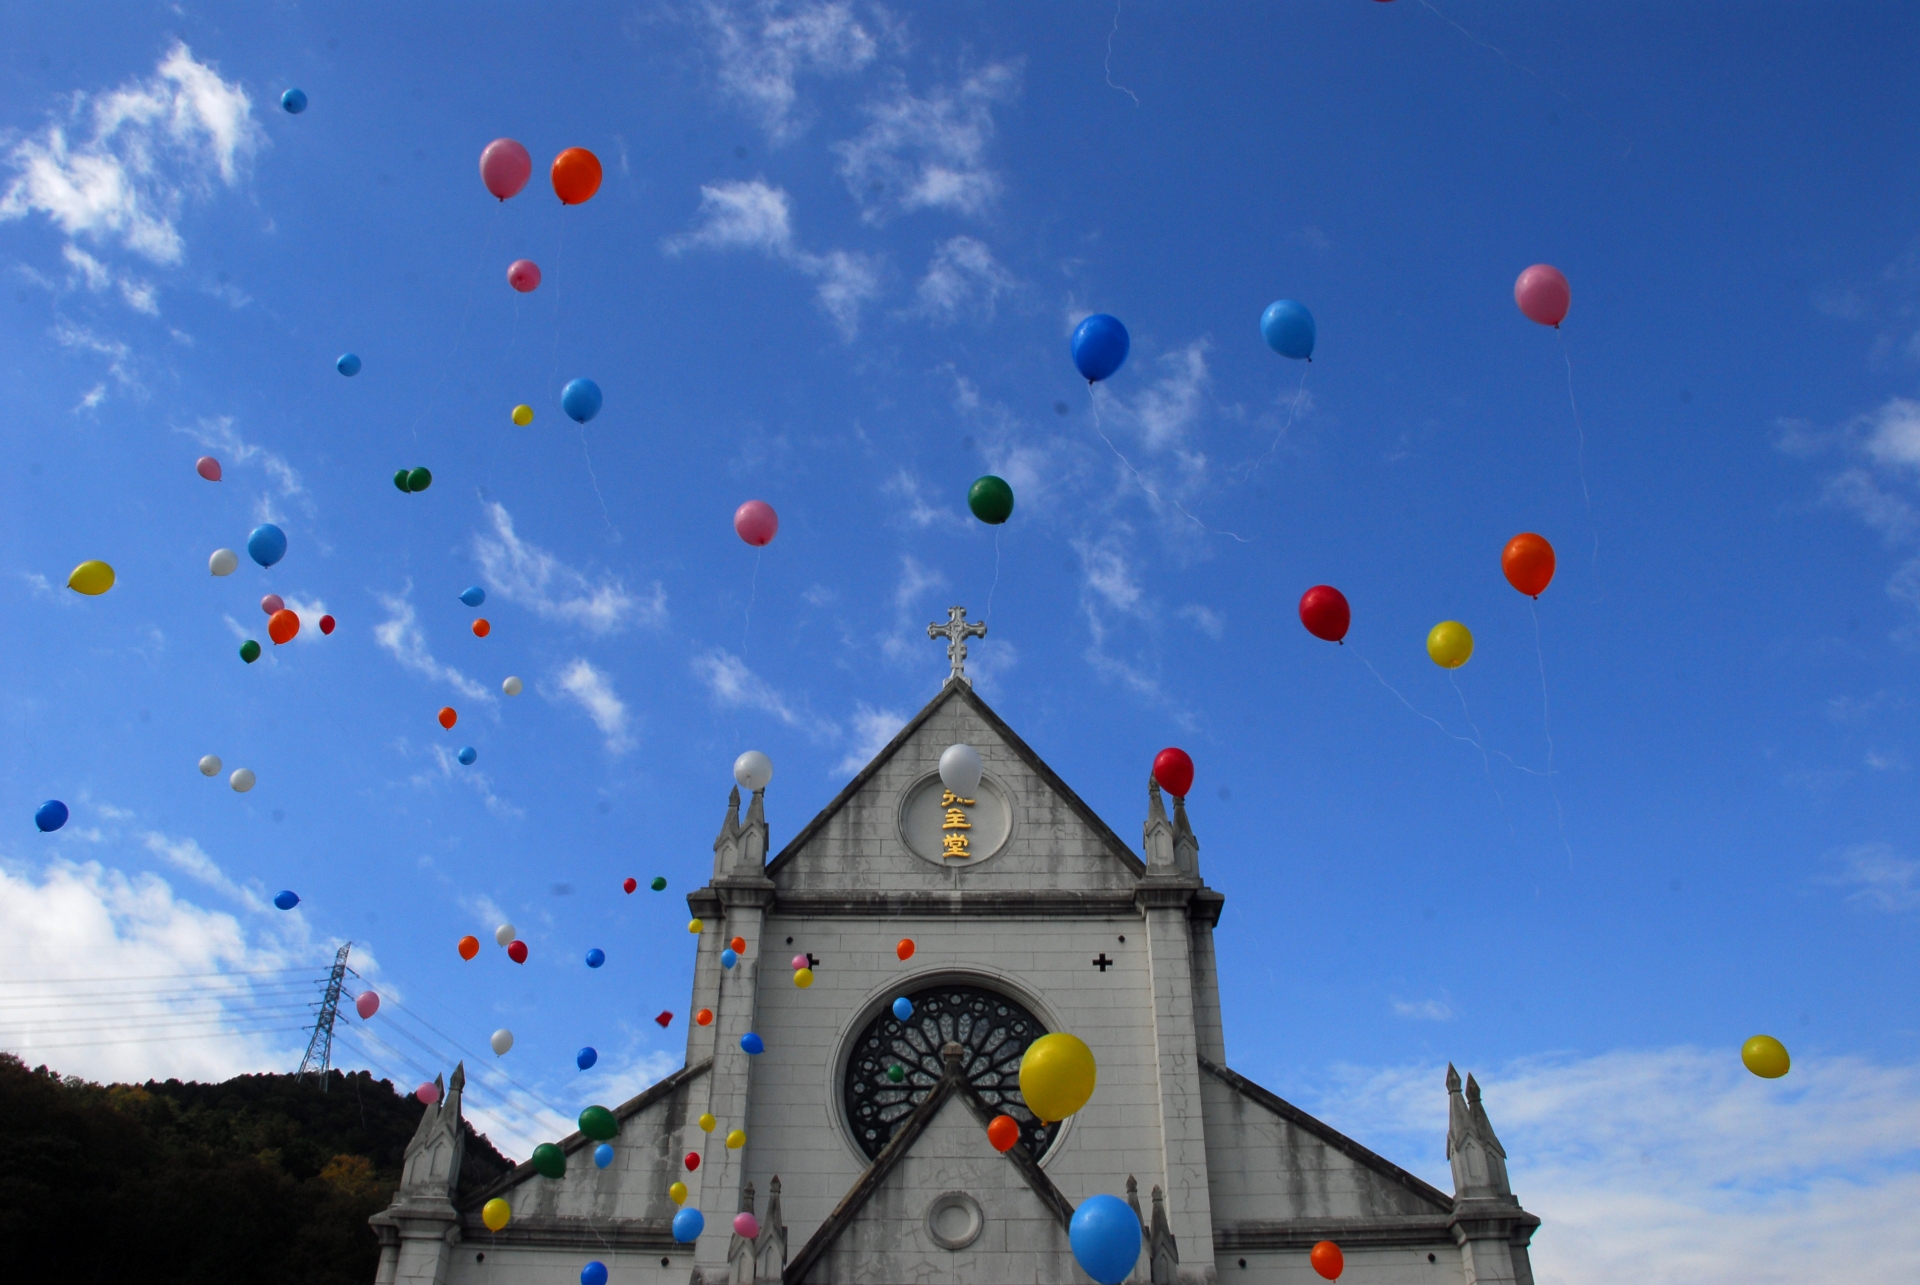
(0, 1053, 513, 1284)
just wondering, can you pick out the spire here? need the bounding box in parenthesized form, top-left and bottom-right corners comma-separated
(1171, 792, 1199, 875)
(712, 786, 742, 878)
(740, 787, 768, 870)
(1446, 1065, 1512, 1200)
(398, 1064, 467, 1202)
(1126, 1174, 1144, 1227)
(755, 1176, 789, 1282)
(1148, 1184, 1180, 1284)
(728, 1183, 757, 1282)
(1143, 776, 1178, 871)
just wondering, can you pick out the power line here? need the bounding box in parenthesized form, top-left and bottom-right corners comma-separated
(5, 1025, 309, 1052)
(0, 965, 327, 986)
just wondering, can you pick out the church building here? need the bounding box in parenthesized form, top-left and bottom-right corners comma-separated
(371, 609, 1540, 1284)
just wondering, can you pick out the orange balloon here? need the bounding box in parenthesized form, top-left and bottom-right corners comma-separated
(896, 938, 915, 961)
(1309, 1240, 1344, 1281)
(438, 707, 457, 729)
(551, 148, 602, 205)
(457, 935, 480, 960)
(1502, 532, 1555, 598)
(695, 1008, 713, 1026)
(472, 618, 490, 637)
(729, 936, 746, 954)
(268, 609, 300, 645)
(986, 1114, 1020, 1153)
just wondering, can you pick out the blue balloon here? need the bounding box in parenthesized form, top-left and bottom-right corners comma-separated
(459, 586, 486, 607)
(671, 1207, 705, 1243)
(580, 1261, 608, 1285)
(740, 1032, 764, 1055)
(336, 352, 361, 377)
(891, 996, 914, 1022)
(457, 746, 477, 766)
(281, 88, 307, 114)
(1069, 1194, 1143, 1285)
(34, 800, 67, 833)
(577, 1046, 598, 1070)
(585, 948, 606, 969)
(247, 524, 287, 568)
(1071, 314, 1130, 383)
(273, 890, 300, 911)
(1260, 299, 1316, 361)
(720, 948, 738, 969)
(561, 378, 603, 424)
(593, 1143, 615, 1169)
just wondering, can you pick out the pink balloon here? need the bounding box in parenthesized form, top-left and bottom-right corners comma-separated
(415, 1081, 441, 1105)
(734, 500, 778, 548)
(1514, 264, 1571, 328)
(479, 138, 532, 201)
(260, 594, 285, 615)
(507, 259, 541, 293)
(732, 1213, 760, 1239)
(195, 456, 221, 481)
(355, 991, 380, 1020)
(790, 954, 807, 970)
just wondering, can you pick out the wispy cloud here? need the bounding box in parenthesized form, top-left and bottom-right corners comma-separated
(913, 235, 1016, 324)
(1178, 604, 1224, 639)
(62, 243, 156, 314)
(1823, 842, 1920, 912)
(835, 702, 905, 774)
(371, 588, 491, 702)
(140, 830, 267, 913)
(692, 648, 804, 727)
(473, 503, 661, 634)
(704, 0, 884, 142)
(883, 469, 966, 530)
(551, 659, 633, 753)
(181, 417, 307, 520)
(834, 62, 1021, 223)
(1389, 997, 1455, 1021)
(52, 321, 137, 397)
(412, 743, 522, 817)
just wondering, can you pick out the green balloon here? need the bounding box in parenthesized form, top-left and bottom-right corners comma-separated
(650, 876, 667, 892)
(886, 1063, 905, 1084)
(407, 466, 433, 493)
(239, 640, 261, 664)
(967, 475, 1014, 525)
(530, 1142, 566, 1179)
(578, 1105, 618, 1142)
(393, 469, 411, 493)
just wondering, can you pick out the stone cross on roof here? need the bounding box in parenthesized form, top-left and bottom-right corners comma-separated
(927, 605, 987, 686)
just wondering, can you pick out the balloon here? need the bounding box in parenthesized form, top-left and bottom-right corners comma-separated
(491, 1029, 514, 1055)
(355, 991, 379, 1019)
(1742, 1034, 1791, 1079)
(1152, 747, 1194, 799)
(730, 936, 747, 954)
(721, 949, 739, 969)
(1071, 314, 1131, 383)
(457, 746, 477, 766)
(196, 456, 222, 481)
(531, 1143, 566, 1179)
(1019, 1032, 1097, 1120)
(1502, 533, 1555, 598)
(460, 586, 487, 607)
(594, 1143, 614, 1169)
(319, 615, 336, 634)
(562, 377, 603, 424)
(247, 524, 287, 568)
(438, 707, 458, 729)
(507, 940, 528, 964)
(672, 1207, 705, 1242)
(268, 609, 299, 645)
(66, 561, 114, 595)
(198, 755, 222, 777)
(336, 352, 361, 377)
(740, 1032, 764, 1055)
(577, 1047, 598, 1070)
(511, 404, 534, 426)
(794, 968, 814, 988)
(239, 640, 261, 664)
(668, 1181, 688, 1205)
(651, 876, 667, 891)
(479, 139, 532, 201)
(458, 935, 480, 960)
(1310, 1240, 1345, 1280)
(552, 148, 603, 205)
(406, 467, 432, 493)
(507, 260, 541, 293)
(472, 619, 490, 637)
(273, 889, 299, 910)
(689, 918, 704, 934)
(495, 923, 516, 946)
(34, 800, 68, 832)
(790, 954, 807, 969)
(896, 938, 915, 961)
(892, 997, 914, 1021)
(1299, 585, 1351, 643)
(230, 768, 256, 793)
(726, 1129, 746, 1150)
(582, 1264, 607, 1285)
(733, 1212, 759, 1239)
(1426, 621, 1474, 669)
(1514, 264, 1571, 327)
(482, 1198, 511, 1232)
(394, 470, 411, 493)
(698, 1113, 717, 1132)
(967, 475, 1014, 525)
(280, 88, 307, 114)
(1260, 299, 1316, 360)
(733, 500, 778, 547)
(939, 744, 983, 797)
(503, 676, 523, 696)
(685, 1151, 701, 1171)
(210, 548, 238, 576)
(987, 1114, 1020, 1153)
(733, 750, 773, 791)
(416, 1082, 441, 1105)
(579, 1105, 618, 1141)
(1069, 1194, 1142, 1285)
(695, 1008, 713, 1026)
(260, 594, 284, 615)
(586, 948, 605, 968)
(655, 1011, 673, 1027)
(623, 877, 637, 894)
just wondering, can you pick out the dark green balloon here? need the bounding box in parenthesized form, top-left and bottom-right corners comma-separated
(239, 640, 261, 664)
(650, 876, 667, 892)
(886, 1063, 905, 1084)
(393, 469, 411, 493)
(531, 1142, 566, 1179)
(407, 466, 433, 493)
(967, 475, 1014, 525)
(578, 1105, 618, 1142)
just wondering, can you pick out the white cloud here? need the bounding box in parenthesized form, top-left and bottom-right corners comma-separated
(412, 744, 521, 818)
(62, 243, 156, 314)
(1115, 340, 1212, 453)
(473, 503, 661, 634)
(1389, 997, 1454, 1021)
(140, 830, 266, 912)
(1861, 396, 1920, 472)
(371, 588, 491, 702)
(1822, 468, 1918, 544)
(1178, 604, 1224, 639)
(883, 469, 965, 530)
(705, 0, 883, 142)
(1075, 535, 1146, 621)
(836, 702, 906, 774)
(914, 235, 1016, 324)
(551, 659, 633, 753)
(180, 417, 306, 518)
(834, 62, 1021, 223)
(279, 595, 330, 645)
(893, 554, 945, 614)
(1824, 842, 1920, 912)
(0, 43, 262, 264)
(53, 321, 137, 395)
(693, 648, 802, 727)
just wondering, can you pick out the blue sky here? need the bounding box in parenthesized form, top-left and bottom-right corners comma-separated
(3, 4, 1919, 1280)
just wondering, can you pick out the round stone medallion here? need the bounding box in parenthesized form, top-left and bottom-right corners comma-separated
(897, 770, 1012, 867)
(926, 1191, 984, 1250)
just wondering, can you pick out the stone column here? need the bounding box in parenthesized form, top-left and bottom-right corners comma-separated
(1138, 878, 1218, 1285)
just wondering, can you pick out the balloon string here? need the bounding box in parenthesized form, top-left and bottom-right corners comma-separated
(578, 425, 617, 540)
(986, 528, 1001, 624)
(1087, 384, 1250, 542)
(1242, 364, 1310, 481)
(1448, 669, 1515, 840)
(742, 548, 760, 653)
(1559, 331, 1598, 571)
(1529, 599, 1575, 870)
(1104, 0, 1140, 105)
(1353, 647, 1546, 775)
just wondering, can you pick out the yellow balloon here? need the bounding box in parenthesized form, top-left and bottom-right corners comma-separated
(698, 1113, 716, 1132)
(67, 560, 115, 596)
(1426, 620, 1474, 669)
(1018, 1033, 1097, 1121)
(1742, 1034, 1791, 1079)
(668, 1181, 688, 1206)
(482, 1198, 511, 1232)
(688, 918, 704, 934)
(511, 403, 534, 426)
(793, 967, 814, 988)
(726, 1128, 746, 1150)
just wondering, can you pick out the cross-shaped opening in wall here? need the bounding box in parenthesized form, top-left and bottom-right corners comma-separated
(1092, 954, 1114, 972)
(807, 953, 819, 968)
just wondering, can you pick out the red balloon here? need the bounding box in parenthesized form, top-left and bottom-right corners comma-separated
(438, 707, 457, 729)
(472, 618, 491, 637)
(896, 938, 915, 961)
(355, 991, 380, 1020)
(1310, 1240, 1344, 1280)
(729, 936, 747, 954)
(986, 1115, 1020, 1152)
(268, 609, 300, 645)
(318, 614, 336, 635)
(684, 1151, 701, 1171)
(551, 148, 602, 205)
(695, 1008, 713, 1026)
(655, 1010, 673, 1028)
(1152, 747, 1194, 799)
(507, 259, 541, 293)
(734, 499, 778, 547)
(479, 138, 532, 201)
(1514, 264, 1571, 328)
(195, 456, 221, 481)
(623, 877, 638, 894)
(1502, 533, 1556, 598)
(457, 935, 479, 960)
(507, 940, 528, 964)
(1299, 585, 1351, 643)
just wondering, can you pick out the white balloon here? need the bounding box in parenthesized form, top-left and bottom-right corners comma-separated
(939, 743, 983, 797)
(502, 675, 523, 696)
(494, 923, 516, 947)
(209, 548, 239, 576)
(229, 768, 256, 793)
(733, 750, 773, 792)
(198, 754, 222, 777)
(490, 1028, 514, 1056)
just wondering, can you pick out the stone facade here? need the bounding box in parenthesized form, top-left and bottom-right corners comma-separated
(375, 676, 1539, 1284)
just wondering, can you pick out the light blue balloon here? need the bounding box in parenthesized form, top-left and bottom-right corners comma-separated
(740, 1031, 764, 1055)
(580, 1261, 608, 1285)
(247, 524, 287, 568)
(1260, 299, 1315, 361)
(273, 890, 300, 911)
(593, 1143, 614, 1169)
(577, 1046, 598, 1070)
(585, 948, 606, 969)
(281, 88, 307, 114)
(891, 996, 914, 1022)
(336, 352, 361, 377)
(1069, 1194, 1143, 1285)
(720, 948, 738, 969)
(671, 1207, 705, 1242)
(1071, 314, 1130, 383)
(561, 378, 602, 424)
(459, 586, 486, 607)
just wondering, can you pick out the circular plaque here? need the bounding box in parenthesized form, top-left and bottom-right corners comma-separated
(897, 770, 1011, 868)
